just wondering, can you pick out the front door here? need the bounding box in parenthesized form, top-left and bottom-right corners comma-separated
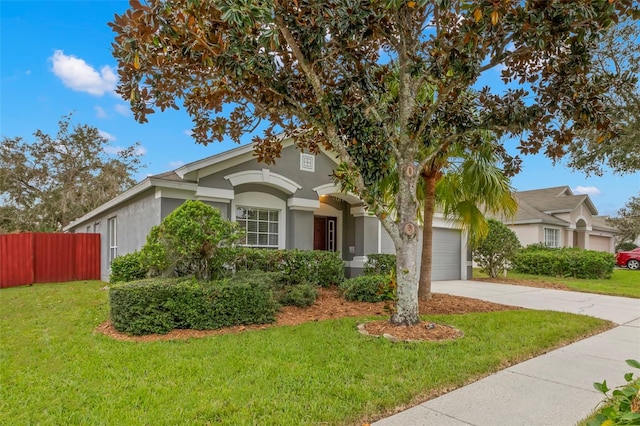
(313, 216, 337, 251)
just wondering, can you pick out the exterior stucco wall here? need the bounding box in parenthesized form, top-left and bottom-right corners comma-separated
(68, 189, 161, 281)
(199, 145, 337, 200)
(288, 210, 314, 250)
(508, 224, 542, 247)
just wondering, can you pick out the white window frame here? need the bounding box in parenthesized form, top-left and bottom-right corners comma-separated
(236, 207, 280, 248)
(108, 216, 118, 263)
(544, 227, 560, 248)
(231, 192, 286, 249)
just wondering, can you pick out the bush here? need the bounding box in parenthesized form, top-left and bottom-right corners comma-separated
(229, 248, 344, 287)
(512, 246, 615, 279)
(229, 270, 317, 308)
(145, 200, 244, 280)
(339, 274, 394, 303)
(473, 219, 521, 278)
(588, 359, 640, 426)
(109, 277, 278, 335)
(363, 254, 396, 276)
(616, 241, 639, 252)
(278, 283, 318, 308)
(109, 251, 147, 283)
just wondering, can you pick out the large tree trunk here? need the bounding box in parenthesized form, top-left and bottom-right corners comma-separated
(418, 171, 437, 301)
(391, 234, 420, 325)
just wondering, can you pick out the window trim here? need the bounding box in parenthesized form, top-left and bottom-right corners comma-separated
(107, 216, 117, 263)
(236, 206, 280, 248)
(231, 192, 286, 249)
(543, 227, 560, 248)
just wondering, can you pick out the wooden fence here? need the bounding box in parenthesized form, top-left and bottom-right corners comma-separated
(0, 233, 100, 288)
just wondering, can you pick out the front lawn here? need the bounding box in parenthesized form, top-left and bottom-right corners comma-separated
(474, 268, 640, 298)
(0, 281, 611, 425)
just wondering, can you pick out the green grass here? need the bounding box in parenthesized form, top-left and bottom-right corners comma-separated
(0, 281, 612, 425)
(474, 268, 640, 298)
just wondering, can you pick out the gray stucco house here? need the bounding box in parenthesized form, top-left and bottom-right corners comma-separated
(64, 139, 470, 282)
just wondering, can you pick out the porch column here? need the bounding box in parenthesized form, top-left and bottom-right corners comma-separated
(287, 198, 319, 250)
(350, 206, 379, 276)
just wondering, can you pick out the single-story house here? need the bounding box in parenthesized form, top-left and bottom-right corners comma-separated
(502, 186, 617, 253)
(64, 139, 471, 282)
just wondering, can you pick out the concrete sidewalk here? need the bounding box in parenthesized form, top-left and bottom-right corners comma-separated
(374, 281, 640, 426)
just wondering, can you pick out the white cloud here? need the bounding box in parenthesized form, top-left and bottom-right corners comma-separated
(183, 129, 194, 136)
(169, 160, 185, 169)
(99, 130, 116, 141)
(573, 186, 601, 196)
(50, 50, 116, 96)
(104, 144, 147, 156)
(94, 106, 107, 119)
(114, 104, 130, 116)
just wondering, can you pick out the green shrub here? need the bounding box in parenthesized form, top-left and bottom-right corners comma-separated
(473, 219, 521, 278)
(109, 251, 147, 283)
(339, 274, 394, 303)
(364, 254, 396, 276)
(109, 278, 278, 335)
(229, 270, 317, 307)
(230, 248, 344, 287)
(616, 241, 639, 252)
(513, 246, 615, 279)
(588, 359, 640, 426)
(278, 283, 318, 308)
(145, 200, 244, 280)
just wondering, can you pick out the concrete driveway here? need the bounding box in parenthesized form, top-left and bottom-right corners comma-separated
(374, 280, 640, 426)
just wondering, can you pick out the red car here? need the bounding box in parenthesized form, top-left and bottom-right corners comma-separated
(616, 248, 640, 270)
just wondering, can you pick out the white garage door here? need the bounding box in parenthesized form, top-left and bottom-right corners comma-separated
(380, 226, 462, 280)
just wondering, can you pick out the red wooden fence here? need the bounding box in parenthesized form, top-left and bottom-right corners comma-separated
(0, 233, 100, 288)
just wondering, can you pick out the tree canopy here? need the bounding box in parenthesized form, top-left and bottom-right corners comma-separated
(607, 193, 640, 246)
(111, 0, 638, 325)
(566, 15, 640, 175)
(0, 115, 143, 232)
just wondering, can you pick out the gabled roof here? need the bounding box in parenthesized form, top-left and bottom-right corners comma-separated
(591, 216, 619, 233)
(503, 196, 569, 226)
(516, 186, 598, 215)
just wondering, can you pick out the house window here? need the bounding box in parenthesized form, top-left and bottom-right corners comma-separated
(107, 217, 117, 263)
(544, 228, 559, 248)
(236, 207, 279, 248)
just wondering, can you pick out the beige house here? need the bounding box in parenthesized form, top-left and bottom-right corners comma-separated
(503, 186, 617, 253)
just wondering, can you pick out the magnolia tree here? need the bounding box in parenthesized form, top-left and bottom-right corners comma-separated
(110, 0, 639, 325)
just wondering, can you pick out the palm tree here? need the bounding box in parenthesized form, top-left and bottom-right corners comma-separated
(418, 136, 518, 300)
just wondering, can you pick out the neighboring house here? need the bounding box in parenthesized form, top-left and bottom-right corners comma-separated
(64, 139, 470, 282)
(501, 186, 617, 253)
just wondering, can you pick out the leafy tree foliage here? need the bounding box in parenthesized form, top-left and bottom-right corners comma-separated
(0, 115, 142, 232)
(145, 200, 245, 280)
(111, 0, 638, 325)
(473, 219, 521, 279)
(607, 194, 640, 246)
(567, 15, 640, 176)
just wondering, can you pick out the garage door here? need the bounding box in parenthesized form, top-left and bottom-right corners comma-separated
(380, 226, 462, 280)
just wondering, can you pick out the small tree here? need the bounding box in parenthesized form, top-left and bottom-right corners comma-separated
(473, 219, 520, 279)
(607, 194, 640, 246)
(145, 200, 244, 280)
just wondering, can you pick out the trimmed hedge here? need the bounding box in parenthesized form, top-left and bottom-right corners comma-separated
(229, 270, 318, 308)
(109, 278, 278, 335)
(339, 274, 394, 303)
(109, 251, 147, 283)
(225, 248, 345, 287)
(363, 254, 396, 276)
(512, 246, 615, 279)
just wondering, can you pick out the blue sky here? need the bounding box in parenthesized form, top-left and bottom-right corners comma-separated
(1, 1, 638, 215)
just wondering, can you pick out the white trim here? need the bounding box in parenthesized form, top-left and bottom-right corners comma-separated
(149, 178, 197, 192)
(155, 187, 195, 200)
(225, 169, 302, 195)
(350, 206, 374, 217)
(313, 182, 362, 204)
(231, 192, 286, 249)
(195, 186, 234, 201)
(175, 137, 296, 180)
(288, 197, 320, 211)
